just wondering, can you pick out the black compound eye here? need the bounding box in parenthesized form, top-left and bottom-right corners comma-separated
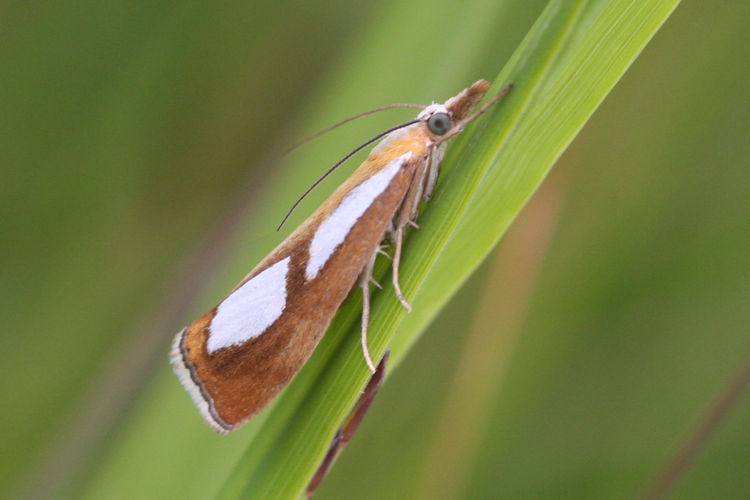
(427, 112, 451, 135)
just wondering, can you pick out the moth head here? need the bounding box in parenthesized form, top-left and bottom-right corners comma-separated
(426, 111, 452, 135)
(418, 79, 494, 143)
(444, 79, 491, 122)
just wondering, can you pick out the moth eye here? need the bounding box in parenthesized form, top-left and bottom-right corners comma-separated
(427, 112, 451, 135)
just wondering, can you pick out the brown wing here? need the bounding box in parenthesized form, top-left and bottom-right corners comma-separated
(172, 147, 426, 432)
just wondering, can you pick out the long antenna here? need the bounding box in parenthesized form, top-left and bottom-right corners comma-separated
(282, 103, 425, 157)
(277, 118, 421, 231)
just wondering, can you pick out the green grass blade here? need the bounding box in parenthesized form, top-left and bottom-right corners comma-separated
(218, 0, 681, 498)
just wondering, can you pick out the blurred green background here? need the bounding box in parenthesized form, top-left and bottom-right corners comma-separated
(2, 0, 749, 499)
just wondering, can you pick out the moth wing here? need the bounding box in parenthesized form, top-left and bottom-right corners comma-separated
(171, 151, 421, 432)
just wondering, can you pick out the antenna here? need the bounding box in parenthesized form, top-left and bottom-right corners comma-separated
(282, 103, 425, 157)
(277, 119, 421, 231)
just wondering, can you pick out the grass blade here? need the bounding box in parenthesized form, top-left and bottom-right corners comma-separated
(218, 1, 681, 498)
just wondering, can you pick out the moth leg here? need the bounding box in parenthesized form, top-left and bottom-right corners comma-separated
(392, 224, 413, 313)
(359, 283, 376, 373)
(377, 244, 392, 260)
(358, 250, 379, 373)
(423, 143, 446, 202)
(390, 160, 428, 314)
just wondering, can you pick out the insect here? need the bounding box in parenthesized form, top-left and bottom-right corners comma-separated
(171, 79, 513, 433)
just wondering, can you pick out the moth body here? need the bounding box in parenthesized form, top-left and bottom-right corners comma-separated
(171, 79, 507, 433)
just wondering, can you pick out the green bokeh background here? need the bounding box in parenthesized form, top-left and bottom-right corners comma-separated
(2, 1, 748, 499)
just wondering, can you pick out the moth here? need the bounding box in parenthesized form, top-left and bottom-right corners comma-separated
(171, 79, 512, 433)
